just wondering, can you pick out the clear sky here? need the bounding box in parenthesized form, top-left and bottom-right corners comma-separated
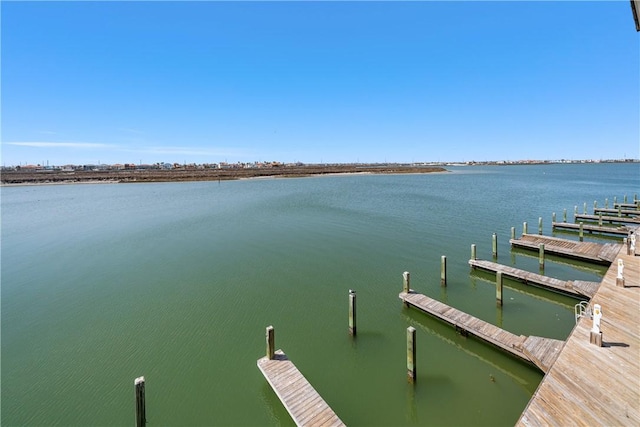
(1, 1, 638, 166)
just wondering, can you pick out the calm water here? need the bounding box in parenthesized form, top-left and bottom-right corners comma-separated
(2, 163, 638, 426)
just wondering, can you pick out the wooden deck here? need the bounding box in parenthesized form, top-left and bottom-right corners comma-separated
(574, 213, 640, 225)
(398, 291, 564, 373)
(510, 234, 622, 264)
(552, 221, 631, 236)
(257, 350, 345, 427)
(593, 207, 639, 216)
(518, 246, 640, 426)
(468, 259, 600, 298)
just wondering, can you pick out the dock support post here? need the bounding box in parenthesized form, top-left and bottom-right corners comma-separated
(552, 212, 556, 224)
(510, 227, 515, 240)
(624, 194, 628, 203)
(618, 205, 622, 217)
(348, 290, 356, 336)
(614, 196, 617, 206)
(523, 222, 528, 235)
(599, 212, 603, 226)
(440, 255, 447, 286)
(563, 208, 567, 222)
(579, 222, 584, 242)
(496, 271, 503, 307)
(492, 233, 497, 258)
(407, 326, 416, 383)
(266, 326, 275, 360)
(594, 200, 597, 211)
(135, 376, 146, 427)
(605, 198, 609, 208)
(616, 259, 625, 288)
(471, 244, 477, 261)
(538, 217, 543, 235)
(574, 205, 578, 220)
(539, 243, 545, 270)
(403, 271, 410, 293)
(583, 202, 587, 215)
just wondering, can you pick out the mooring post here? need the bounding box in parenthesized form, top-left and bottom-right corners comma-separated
(539, 243, 545, 270)
(538, 217, 543, 235)
(589, 304, 603, 347)
(407, 326, 416, 383)
(562, 208, 567, 222)
(403, 271, 410, 293)
(496, 271, 503, 307)
(440, 255, 447, 286)
(618, 205, 622, 217)
(594, 200, 597, 211)
(523, 221, 528, 235)
(134, 376, 146, 427)
(552, 212, 556, 224)
(266, 325, 275, 360)
(471, 244, 477, 261)
(349, 290, 357, 336)
(599, 212, 603, 226)
(605, 198, 609, 209)
(616, 259, 625, 288)
(579, 222, 584, 242)
(492, 233, 497, 258)
(583, 202, 587, 215)
(624, 194, 628, 203)
(574, 205, 578, 220)
(510, 227, 515, 241)
(614, 196, 617, 206)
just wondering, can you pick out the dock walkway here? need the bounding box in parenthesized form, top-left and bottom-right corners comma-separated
(552, 221, 631, 236)
(510, 234, 621, 264)
(398, 291, 564, 373)
(575, 213, 640, 225)
(518, 245, 640, 425)
(258, 350, 345, 427)
(468, 259, 600, 298)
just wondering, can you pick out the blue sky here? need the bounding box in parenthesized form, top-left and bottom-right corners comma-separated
(1, 1, 638, 166)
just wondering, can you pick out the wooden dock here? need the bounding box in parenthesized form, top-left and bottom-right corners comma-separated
(518, 245, 640, 425)
(552, 221, 631, 236)
(574, 213, 640, 225)
(258, 350, 345, 427)
(510, 234, 621, 264)
(398, 291, 564, 373)
(593, 207, 639, 216)
(468, 259, 600, 298)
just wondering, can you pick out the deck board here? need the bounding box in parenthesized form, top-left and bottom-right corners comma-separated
(510, 234, 622, 264)
(257, 350, 345, 427)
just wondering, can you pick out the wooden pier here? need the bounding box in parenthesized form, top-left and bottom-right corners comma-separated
(258, 350, 345, 427)
(469, 259, 600, 298)
(398, 291, 564, 373)
(552, 221, 631, 236)
(593, 207, 639, 216)
(518, 245, 640, 426)
(574, 213, 640, 225)
(510, 234, 621, 264)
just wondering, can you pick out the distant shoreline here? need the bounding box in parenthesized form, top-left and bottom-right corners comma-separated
(0, 165, 448, 186)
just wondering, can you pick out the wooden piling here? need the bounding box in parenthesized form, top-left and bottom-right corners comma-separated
(583, 202, 587, 215)
(441, 255, 447, 286)
(594, 200, 597, 211)
(605, 198, 609, 208)
(511, 227, 515, 240)
(471, 244, 477, 261)
(574, 205, 578, 219)
(349, 290, 356, 336)
(266, 326, 275, 360)
(492, 233, 498, 258)
(563, 208, 567, 222)
(407, 326, 416, 383)
(618, 205, 622, 217)
(599, 212, 603, 226)
(539, 243, 545, 270)
(579, 222, 584, 242)
(135, 376, 146, 427)
(624, 194, 628, 203)
(496, 271, 503, 307)
(614, 196, 617, 205)
(552, 212, 556, 224)
(403, 271, 410, 293)
(538, 217, 543, 235)
(523, 221, 528, 235)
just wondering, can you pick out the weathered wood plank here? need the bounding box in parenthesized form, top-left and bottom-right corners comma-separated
(575, 213, 640, 225)
(257, 350, 345, 427)
(552, 221, 632, 236)
(510, 234, 622, 264)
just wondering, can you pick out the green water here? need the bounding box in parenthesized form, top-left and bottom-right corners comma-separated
(2, 163, 638, 426)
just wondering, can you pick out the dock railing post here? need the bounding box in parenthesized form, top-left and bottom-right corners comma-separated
(134, 376, 146, 427)
(616, 259, 625, 288)
(440, 255, 447, 286)
(579, 222, 584, 242)
(266, 326, 275, 360)
(492, 233, 497, 258)
(403, 271, 410, 293)
(407, 326, 416, 383)
(538, 217, 543, 235)
(496, 271, 503, 307)
(471, 244, 477, 261)
(539, 243, 545, 271)
(349, 290, 357, 336)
